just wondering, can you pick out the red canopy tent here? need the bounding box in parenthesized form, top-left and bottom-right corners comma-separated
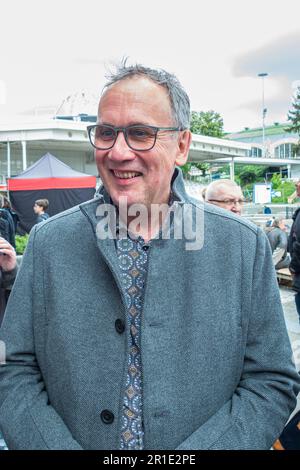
(8, 153, 96, 232)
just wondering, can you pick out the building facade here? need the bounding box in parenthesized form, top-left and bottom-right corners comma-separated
(0, 116, 252, 185)
(228, 123, 300, 177)
(1, 118, 300, 186)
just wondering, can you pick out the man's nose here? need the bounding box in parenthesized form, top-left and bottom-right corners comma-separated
(108, 131, 135, 161)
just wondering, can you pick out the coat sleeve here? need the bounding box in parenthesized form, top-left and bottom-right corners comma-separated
(290, 238, 300, 273)
(290, 211, 300, 273)
(0, 227, 83, 450)
(0, 267, 18, 289)
(177, 228, 300, 450)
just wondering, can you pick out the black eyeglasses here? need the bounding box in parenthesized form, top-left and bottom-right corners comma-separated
(208, 198, 244, 206)
(87, 124, 182, 151)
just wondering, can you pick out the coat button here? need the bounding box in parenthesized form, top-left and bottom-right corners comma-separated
(115, 319, 125, 334)
(100, 409, 114, 424)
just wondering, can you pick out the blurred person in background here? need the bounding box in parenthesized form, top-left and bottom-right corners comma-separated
(2, 197, 19, 235)
(0, 196, 15, 249)
(205, 179, 244, 216)
(33, 199, 50, 224)
(0, 237, 17, 326)
(266, 218, 290, 270)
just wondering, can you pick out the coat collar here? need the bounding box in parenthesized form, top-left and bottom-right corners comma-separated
(292, 207, 300, 221)
(78, 167, 190, 276)
(79, 167, 190, 223)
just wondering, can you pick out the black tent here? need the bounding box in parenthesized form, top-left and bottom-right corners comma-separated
(8, 153, 96, 232)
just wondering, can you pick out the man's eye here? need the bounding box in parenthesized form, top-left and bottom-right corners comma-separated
(97, 127, 115, 139)
(129, 127, 153, 139)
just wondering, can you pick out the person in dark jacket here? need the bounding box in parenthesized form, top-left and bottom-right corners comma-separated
(2, 197, 19, 234)
(288, 180, 300, 321)
(0, 237, 17, 326)
(0, 196, 16, 248)
(263, 205, 272, 214)
(0, 215, 9, 243)
(273, 409, 300, 450)
(33, 199, 50, 224)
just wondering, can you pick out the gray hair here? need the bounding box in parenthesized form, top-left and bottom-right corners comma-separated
(205, 179, 242, 201)
(102, 60, 190, 129)
(272, 217, 284, 228)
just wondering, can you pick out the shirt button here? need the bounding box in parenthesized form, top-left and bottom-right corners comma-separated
(100, 409, 114, 424)
(115, 319, 125, 334)
(142, 245, 150, 251)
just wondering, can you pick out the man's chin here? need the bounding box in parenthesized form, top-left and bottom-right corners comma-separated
(115, 196, 146, 210)
(109, 191, 144, 209)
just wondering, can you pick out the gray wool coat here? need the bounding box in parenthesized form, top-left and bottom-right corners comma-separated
(0, 169, 299, 450)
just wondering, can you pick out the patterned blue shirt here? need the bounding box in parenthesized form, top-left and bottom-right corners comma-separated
(116, 234, 149, 450)
(104, 188, 176, 450)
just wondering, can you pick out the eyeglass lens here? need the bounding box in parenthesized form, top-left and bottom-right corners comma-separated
(91, 125, 157, 150)
(222, 199, 244, 205)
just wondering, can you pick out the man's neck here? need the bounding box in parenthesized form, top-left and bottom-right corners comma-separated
(117, 194, 174, 243)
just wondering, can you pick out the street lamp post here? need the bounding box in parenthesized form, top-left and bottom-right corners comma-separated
(258, 72, 268, 157)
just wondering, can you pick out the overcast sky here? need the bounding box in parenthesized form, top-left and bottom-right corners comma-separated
(0, 0, 300, 132)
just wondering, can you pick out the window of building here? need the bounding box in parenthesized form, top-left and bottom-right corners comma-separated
(250, 147, 262, 158)
(274, 143, 293, 159)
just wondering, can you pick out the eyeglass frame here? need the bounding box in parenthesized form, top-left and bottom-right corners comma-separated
(87, 124, 183, 151)
(208, 198, 244, 206)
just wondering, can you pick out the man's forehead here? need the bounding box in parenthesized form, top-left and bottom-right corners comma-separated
(98, 76, 173, 122)
(217, 186, 242, 197)
(101, 76, 168, 101)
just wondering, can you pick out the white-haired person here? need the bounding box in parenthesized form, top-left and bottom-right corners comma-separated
(205, 179, 244, 216)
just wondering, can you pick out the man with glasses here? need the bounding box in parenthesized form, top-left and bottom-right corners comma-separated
(205, 179, 244, 216)
(0, 61, 299, 450)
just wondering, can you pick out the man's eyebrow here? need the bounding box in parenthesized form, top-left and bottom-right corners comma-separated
(96, 121, 154, 127)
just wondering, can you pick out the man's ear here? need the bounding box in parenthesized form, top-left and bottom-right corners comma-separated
(175, 130, 192, 166)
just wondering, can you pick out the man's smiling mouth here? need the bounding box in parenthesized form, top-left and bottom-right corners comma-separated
(112, 170, 142, 179)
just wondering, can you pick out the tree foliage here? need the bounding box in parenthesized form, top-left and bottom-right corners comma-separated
(15, 234, 29, 255)
(182, 110, 224, 177)
(285, 87, 300, 156)
(271, 173, 282, 189)
(286, 86, 300, 141)
(271, 181, 295, 203)
(190, 110, 224, 137)
(238, 170, 258, 186)
(234, 165, 266, 186)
